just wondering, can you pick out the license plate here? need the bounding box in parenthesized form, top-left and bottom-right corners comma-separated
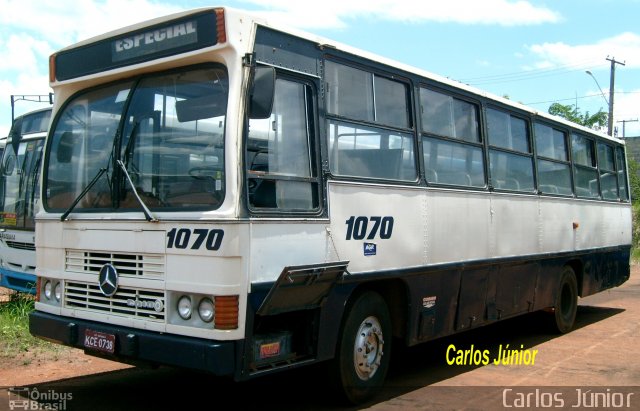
(83, 329, 115, 354)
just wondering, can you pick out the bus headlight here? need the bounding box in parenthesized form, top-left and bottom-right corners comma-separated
(177, 295, 192, 320)
(198, 298, 214, 323)
(44, 280, 53, 300)
(54, 282, 62, 302)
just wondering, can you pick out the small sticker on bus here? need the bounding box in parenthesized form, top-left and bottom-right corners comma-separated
(260, 342, 281, 359)
(364, 242, 377, 256)
(423, 296, 437, 309)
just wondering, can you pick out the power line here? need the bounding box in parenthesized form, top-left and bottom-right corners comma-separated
(458, 60, 611, 87)
(525, 91, 640, 107)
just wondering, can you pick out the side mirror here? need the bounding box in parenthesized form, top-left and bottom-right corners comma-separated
(249, 66, 275, 119)
(9, 117, 23, 157)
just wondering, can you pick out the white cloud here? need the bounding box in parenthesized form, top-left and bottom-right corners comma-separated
(0, 34, 52, 73)
(528, 32, 640, 69)
(0, 0, 183, 136)
(239, 0, 561, 29)
(614, 89, 640, 137)
(527, 32, 640, 136)
(0, 0, 183, 48)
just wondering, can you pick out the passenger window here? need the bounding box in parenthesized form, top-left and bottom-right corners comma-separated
(325, 60, 410, 129)
(420, 87, 484, 187)
(598, 142, 618, 200)
(572, 134, 599, 198)
(487, 108, 534, 192)
(328, 121, 416, 181)
(487, 109, 529, 153)
(420, 88, 479, 142)
(616, 147, 629, 201)
(246, 77, 319, 211)
(325, 60, 416, 181)
(422, 138, 485, 187)
(534, 123, 572, 195)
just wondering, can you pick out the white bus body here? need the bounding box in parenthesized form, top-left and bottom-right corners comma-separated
(30, 7, 631, 404)
(0, 108, 51, 293)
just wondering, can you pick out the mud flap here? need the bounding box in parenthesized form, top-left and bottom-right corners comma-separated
(256, 261, 349, 316)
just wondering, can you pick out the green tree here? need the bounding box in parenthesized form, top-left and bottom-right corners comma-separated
(628, 158, 640, 202)
(627, 159, 640, 258)
(548, 103, 608, 130)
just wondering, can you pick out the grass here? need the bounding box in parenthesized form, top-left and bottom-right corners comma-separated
(0, 291, 65, 361)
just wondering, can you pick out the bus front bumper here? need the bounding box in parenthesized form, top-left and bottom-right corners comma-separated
(29, 310, 236, 376)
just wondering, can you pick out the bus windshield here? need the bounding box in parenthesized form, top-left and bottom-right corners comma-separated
(0, 138, 45, 229)
(44, 65, 227, 213)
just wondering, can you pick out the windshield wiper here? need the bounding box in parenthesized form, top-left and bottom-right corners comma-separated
(60, 167, 107, 221)
(116, 159, 158, 222)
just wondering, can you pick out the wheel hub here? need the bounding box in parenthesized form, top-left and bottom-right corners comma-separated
(353, 315, 384, 380)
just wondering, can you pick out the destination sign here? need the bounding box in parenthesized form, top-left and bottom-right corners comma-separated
(112, 20, 198, 62)
(54, 10, 220, 81)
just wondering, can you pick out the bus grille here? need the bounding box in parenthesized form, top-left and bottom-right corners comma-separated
(65, 281, 165, 322)
(65, 250, 164, 279)
(6, 241, 36, 251)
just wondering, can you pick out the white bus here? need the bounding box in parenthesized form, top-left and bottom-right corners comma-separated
(0, 107, 51, 293)
(30, 7, 631, 404)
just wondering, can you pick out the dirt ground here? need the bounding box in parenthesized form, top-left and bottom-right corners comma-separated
(0, 287, 131, 388)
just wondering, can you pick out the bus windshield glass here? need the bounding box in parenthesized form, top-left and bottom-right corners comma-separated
(45, 65, 227, 213)
(1, 138, 45, 229)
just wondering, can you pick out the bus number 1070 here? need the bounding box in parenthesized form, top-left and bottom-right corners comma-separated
(345, 216, 394, 240)
(166, 228, 224, 250)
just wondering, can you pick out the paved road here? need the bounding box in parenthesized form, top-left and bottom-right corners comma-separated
(2, 265, 639, 410)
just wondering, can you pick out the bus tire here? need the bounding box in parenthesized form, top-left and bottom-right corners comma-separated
(551, 266, 578, 334)
(330, 290, 391, 405)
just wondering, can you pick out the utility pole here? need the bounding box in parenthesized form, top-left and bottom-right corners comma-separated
(10, 93, 54, 123)
(617, 118, 638, 138)
(607, 56, 625, 137)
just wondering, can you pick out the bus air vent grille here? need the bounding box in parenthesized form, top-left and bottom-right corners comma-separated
(65, 281, 165, 322)
(65, 250, 164, 279)
(6, 241, 36, 251)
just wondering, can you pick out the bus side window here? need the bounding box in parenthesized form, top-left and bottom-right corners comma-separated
(325, 60, 416, 182)
(616, 146, 629, 201)
(598, 142, 618, 200)
(246, 77, 318, 211)
(419, 87, 485, 188)
(487, 108, 535, 192)
(572, 134, 599, 199)
(534, 122, 572, 196)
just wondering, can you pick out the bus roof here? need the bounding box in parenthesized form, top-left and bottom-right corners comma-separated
(10, 107, 52, 136)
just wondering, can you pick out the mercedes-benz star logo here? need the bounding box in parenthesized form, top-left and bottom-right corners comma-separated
(98, 263, 119, 297)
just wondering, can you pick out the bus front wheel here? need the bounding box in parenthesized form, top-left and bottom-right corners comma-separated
(551, 266, 578, 334)
(331, 290, 392, 405)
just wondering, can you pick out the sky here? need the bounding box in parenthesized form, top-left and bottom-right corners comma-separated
(1, 0, 639, 138)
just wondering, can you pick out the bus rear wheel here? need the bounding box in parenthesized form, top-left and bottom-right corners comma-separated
(331, 290, 391, 405)
(551, 266, 578, 334)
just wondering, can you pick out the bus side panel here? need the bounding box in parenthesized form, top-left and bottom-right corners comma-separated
(406, 261, 538, 345)
(328, 183, 426, 273)
(533, 257, 568, 311)
(408, 268, 462, 344)
(248, 222, 329, 284)
(580, 246, 631, 297)
(572, 201, 632, 251)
